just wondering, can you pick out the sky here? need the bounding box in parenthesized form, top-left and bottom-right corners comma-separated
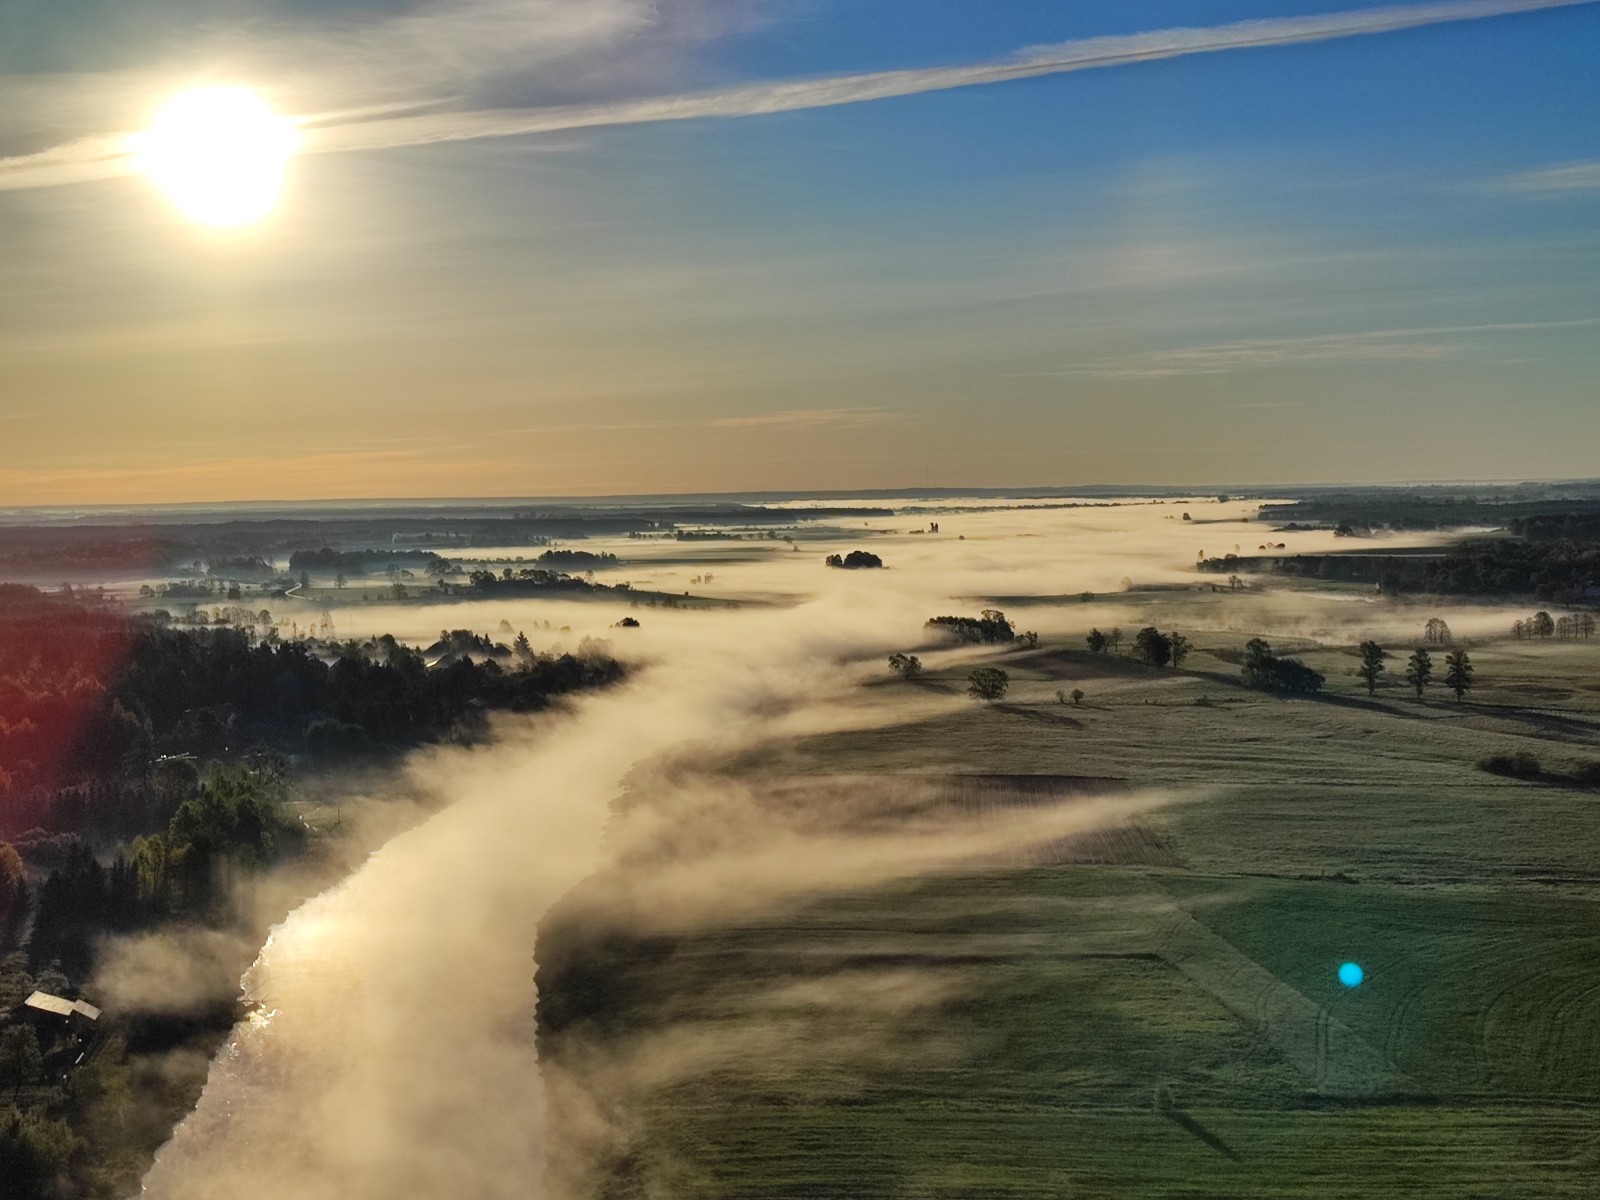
(0, 0, 1596, 504)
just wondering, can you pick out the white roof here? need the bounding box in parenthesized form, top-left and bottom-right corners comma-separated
(24, 991, 100, 1021)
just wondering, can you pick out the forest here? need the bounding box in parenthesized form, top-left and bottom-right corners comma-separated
(0, 502, 890, 583)
(1260, 487, 1600, 532)
(0, 583, 627, 1196)
(285, 548, 454, 575)
(1201, 537, 1600, 603)
(0, 586, 624, 836)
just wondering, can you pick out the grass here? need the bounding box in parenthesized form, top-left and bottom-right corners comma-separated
(642, 1105, 1600, 1199)
(540, 626, 1600, 1197)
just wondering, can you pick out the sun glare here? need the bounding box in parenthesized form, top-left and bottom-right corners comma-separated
(131, 87, 299, 227)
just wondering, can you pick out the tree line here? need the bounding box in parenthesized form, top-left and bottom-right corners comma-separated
(1202, 540, 1600, 604)
(1511, 611, 1595, 640)
(925, 610, 1017, 644)
(287, 548, 453, 576)
(1353, 641, 1473, 700)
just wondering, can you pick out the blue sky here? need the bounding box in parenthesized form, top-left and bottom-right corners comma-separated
(0, 0, 1596, 501)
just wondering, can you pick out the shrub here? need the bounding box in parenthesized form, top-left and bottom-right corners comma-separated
(824, 551, 884, 569)
(1478, 751, 1542, 780)
(1567, 761, 1600, 786)
(1240, 638, 1325, 696)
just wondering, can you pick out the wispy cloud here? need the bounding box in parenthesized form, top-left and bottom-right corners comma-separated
(3, 0, 1595, 191)
(1057, 316, 1600, 379)
(1492, 161, 1600, 194)
(509, 419, 677, 434)
(708, 407, 901, 430)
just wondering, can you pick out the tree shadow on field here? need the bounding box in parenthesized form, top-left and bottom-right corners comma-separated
(1015, 648, 1156, 681)
(1315, 693, 1435, 721)
(1161, 1108, 1243, 1162)
(1184, 668, 1435, 721)
(1472, 705, 1600, 739)
(994, 704, 1083, 729)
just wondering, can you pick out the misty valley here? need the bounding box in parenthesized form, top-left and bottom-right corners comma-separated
(5, 0, 1597, 1191)
(0, 487, 1595, 1197)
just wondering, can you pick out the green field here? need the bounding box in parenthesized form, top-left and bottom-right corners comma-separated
(540, 620, 1600, 1197)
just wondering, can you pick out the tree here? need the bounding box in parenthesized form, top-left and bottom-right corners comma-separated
(1070, 688, 1085, 706)
(130, 834, 170, 912)
(1168, 632, 1192, 670)
(1532, 611, 1555, 639)
(0, 844, 23, 928)
(0, 1105, 76, 1199)
(168, 760, 295, 906)
(1108, 627, 1123, 652)
(1020, 630, 1039, 649)
(0, 1027, 42, 1095)
(1444, 649, 1474, 701)
(967, 667, 1009, 702)
(513, 631, 533, 663)
(335, 573, 347, 589)
(1357, 641, 1386, 696)
(1424, 617, 1453, 646)
(1242, 638, 1274, 681)
(1405, 648, 1433, 698)
(888, 653, 923, 679)
(1086, 628, 1107, 654)
(298, 569, 310, 592)
(1133, 627, 1172, 668)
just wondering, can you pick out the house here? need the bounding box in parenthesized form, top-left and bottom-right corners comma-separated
(22, 990, 101, 1023)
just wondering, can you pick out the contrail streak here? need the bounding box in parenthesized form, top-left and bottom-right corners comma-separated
(1, 0, 1594, 191)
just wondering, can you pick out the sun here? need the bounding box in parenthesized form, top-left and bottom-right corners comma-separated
(130, 87, 299, 227)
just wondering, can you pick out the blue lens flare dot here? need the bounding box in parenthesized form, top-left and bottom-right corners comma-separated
(1337, 961, 1365, 988)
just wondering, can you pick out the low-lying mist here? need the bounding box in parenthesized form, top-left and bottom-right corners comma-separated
(143, 589, 1158, 1199)
(298, 497, 1480, 660)
(139, 497, 1502, 1198)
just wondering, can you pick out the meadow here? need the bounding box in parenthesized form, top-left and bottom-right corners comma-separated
(540, 589, 1600, 1198)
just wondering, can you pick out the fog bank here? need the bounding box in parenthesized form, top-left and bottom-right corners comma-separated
(139, 594, 979, 1198)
